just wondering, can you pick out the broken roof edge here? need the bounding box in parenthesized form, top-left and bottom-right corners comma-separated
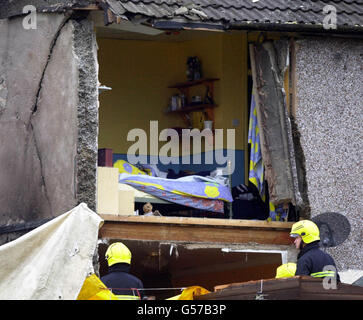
(1, 1, 362, 36)
(230, 20, 363, 35)
(0, 0, 98, 20)
(2, 1, 362, 35)
(151, 19, 363, 35)
(151, 19, 226, 31)
(93, 0, 363, 36)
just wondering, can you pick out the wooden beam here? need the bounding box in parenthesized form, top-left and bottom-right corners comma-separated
(100, 214, 294, 229)
(196, 277, 301, 300)
(197, 276, 363, 300)
(249, 41, 295, 205)
(98, 215, 294, 245)
(73, 4, 101, 10)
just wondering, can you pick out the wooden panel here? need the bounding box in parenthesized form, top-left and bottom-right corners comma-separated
(196, 277, 301, 300)
(300, 278, 363, 300)
(249, 41, 294, 205)
(100, 214, 294, 229)
(214, 277, 301, 294)
(199, 288, 301, 300)
(96, 167, 119, 215)
(98, 215, 293, 245)
(118, 190, 135, 215)
(167, 78, 220, 89)
(196, 276, 363, 300)
(73, 5, 100, 11)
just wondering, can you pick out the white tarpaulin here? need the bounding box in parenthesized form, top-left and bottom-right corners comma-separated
(0, 203, 103, 300)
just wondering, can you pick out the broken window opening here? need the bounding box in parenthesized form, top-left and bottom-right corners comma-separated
(94, 10, 299, 223)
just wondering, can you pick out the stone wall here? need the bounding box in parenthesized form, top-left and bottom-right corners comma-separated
(0, 13, 98, 244)
(294, 37, 363, 271)
(73, 18, 99, 211)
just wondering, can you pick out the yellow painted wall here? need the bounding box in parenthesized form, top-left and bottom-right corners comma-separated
(97, 32, 247, 155)
(220, 33, 247, 150)
(97, 39, 183, 155)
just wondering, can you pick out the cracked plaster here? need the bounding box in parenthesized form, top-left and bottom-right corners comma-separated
(0, 13, 99, 244)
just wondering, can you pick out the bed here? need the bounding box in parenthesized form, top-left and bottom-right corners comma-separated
(115, 160, 233, 214)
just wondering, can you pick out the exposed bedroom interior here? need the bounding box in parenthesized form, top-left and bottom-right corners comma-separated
(91, 11, 295, 298)
(93, 10, 269, 221)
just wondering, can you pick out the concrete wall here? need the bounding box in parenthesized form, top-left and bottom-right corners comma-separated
(294, 38, 363, 271)
(0, 13, 98, 243)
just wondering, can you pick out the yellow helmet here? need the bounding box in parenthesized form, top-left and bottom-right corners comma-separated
(290, 220, 320, 244)
(105, 242, 132, 266)
(275, 263, 297, 278)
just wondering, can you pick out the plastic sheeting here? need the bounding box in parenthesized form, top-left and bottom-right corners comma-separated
(166, 286, 211, 300)
(0, 203, 103, 300)
(77, 274, 117, 300)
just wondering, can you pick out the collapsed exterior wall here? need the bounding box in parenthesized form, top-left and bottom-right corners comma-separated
(73, 18, 99, 211)
(0, 13, 98, 244)
(294, 38, 363, 271)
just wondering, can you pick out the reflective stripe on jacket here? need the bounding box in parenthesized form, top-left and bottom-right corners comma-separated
(310, 270, 336, 278)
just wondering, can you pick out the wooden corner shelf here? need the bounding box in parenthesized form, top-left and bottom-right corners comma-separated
(168, 103, 217, 113)
(166, 78, 219, 128)
(168, 78, 220, 89)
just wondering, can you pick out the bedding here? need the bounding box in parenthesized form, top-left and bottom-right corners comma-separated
(118, 172, 232, 213)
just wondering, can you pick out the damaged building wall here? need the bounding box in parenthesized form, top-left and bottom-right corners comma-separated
(294, 38, 363, 271)
(249, 40, 295, 206)
(0, 13, 99, 244)
(73, 17, 99, 210)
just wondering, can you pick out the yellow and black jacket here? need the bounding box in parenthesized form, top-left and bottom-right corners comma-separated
(296, 241, 340, 282)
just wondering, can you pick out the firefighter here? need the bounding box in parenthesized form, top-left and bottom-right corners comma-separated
(101, 242, 145, 300)
(290, 220, 340, 282)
